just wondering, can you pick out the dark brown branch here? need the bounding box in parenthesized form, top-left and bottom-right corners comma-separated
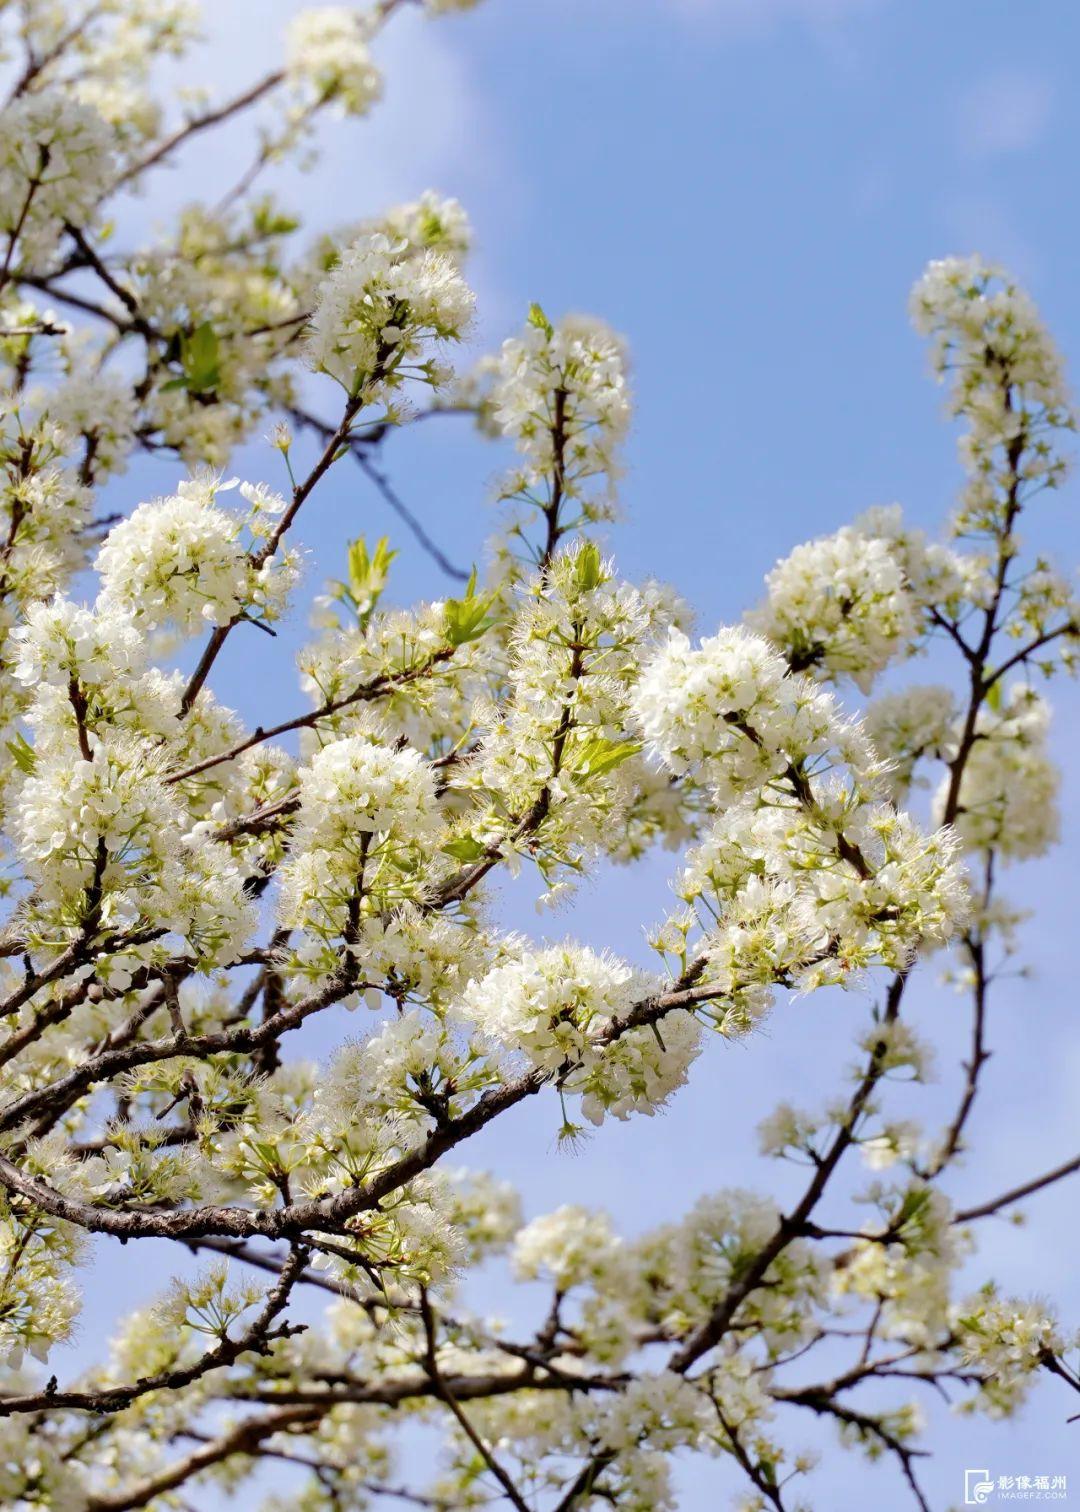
(0, 970, 718, 1240)
(419, 1288, 531, 1512)
(0, 1244, 307, 1416)
(782, 1392, 930, 1511)
(111, 71, 286, 190)
(667, 970, 910, 1373)
(86, 1404, 322, 1511)
(288, 404, 469, 582)
(982, 619, 1078, 690)
(956, 1152, 1080, 1223)
(177, 392, 363, 717)
(927, 854, 995, 1175)
(167, 648, 454, 786)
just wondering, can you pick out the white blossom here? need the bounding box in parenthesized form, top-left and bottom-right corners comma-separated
(286, 7, 383, 116)
(954, 1286, 1066, 1418)
(0, 12, 1072, 1500)
(306, 231, 474, 398)
(490, 311, 630, 530)
(936, 685, 1060, 859)
(41, 368, 137, 479)
(11, 597, 145, 690)
(0, 93, 115, 266)
(95, 474, 297, 634)
(749, 524, 917, 690)
(279, 734, 442, 951)
(910, 255, 1074, 536)
(512, 1204, 620, 1290)
(632, 625, 876, 803)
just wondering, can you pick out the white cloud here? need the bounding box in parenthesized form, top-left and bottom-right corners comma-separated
(956, 69, 1054, 159)
(111, 3, 513, 326)
(666, 0, 883, 33)
(114, 3, 504, 233)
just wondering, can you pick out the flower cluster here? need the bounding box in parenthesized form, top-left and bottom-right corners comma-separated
(307, 192, 473, 285)
(11, 732, 254, 965)
(306, 230, 474, 399)
(635, 624, 968, 1021)
(597, 1190, 826, 1356)
(954, 1286, 1067, 1418)
(39, 368, 138, 481)
(832, 1185, 966, 1346)
(0, 5, 1076, 1498)
(13, 2, 199, 156)
(279, 733, 443, 957)
(0, 93, 115, 266)
(939, 685, 1060, 859)
(95, 474, 296, 635)
(910, 255, 1075, 536)
(286, 7, 383, 116)
(379, 190, 472, 258)
(863, 685, 958, 802)
(463, 543, 683, 888)
(488, 308, 631, 537)
(632, 625, 875, 803)
(512, 1204, 621, 1290)
(457, 944, 702, 1126)
(749, 503, 993, 692)
(129, 201, 303, 465)
(0, 1193, 85, 1370)
(324, 1009, 496, 1136)
(749, 523, 918, 688)
(11, 596, 145, 692)
(671, 796, 965, 1006)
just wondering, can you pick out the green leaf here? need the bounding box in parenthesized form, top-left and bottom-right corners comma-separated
(180, 321, 221, 395)
(251, 198, 300, 238)
(5, 731, 36, 775)
(444, 601, 493, 646)
(573, 736, 641, 778)
(443, 571, 494, 646)
(893, 1185, 932, 1233)
(985, 677, 1003, 712)
(343, 535, 396, 618)
(442, 835, 487, 863)
(574, 542, 604, 593)
(527, 301, 553, 339)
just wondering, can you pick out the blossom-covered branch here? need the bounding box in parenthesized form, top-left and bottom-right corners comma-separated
(0, 6, 1076, 1510)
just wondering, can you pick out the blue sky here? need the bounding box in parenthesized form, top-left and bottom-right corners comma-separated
(62, 1, 1080, 1506)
